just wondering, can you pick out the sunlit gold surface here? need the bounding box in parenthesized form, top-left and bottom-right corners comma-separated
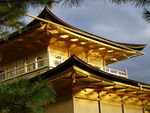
(49, 65, 150, 112)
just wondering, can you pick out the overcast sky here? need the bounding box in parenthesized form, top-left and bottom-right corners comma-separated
(27, 1, 150, 84)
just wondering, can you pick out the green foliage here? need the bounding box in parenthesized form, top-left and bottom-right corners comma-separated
(0, 0, 57, 38)
(0, 78, 56, 113)
(58, 0, 85, 7)
(0, 0, 150, 37)
(59, 0, 150, 22)
(143, 8, 150, 22)
(107, 0, 150, 22)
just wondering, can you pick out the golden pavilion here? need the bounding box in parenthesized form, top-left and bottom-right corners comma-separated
(0, 7, 150, 113)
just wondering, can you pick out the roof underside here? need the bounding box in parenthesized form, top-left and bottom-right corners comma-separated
(27, 8, 147, 51)
(31, 55, 150, 104)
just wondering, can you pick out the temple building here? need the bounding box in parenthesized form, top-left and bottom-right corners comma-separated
(0, 8, 150, 113)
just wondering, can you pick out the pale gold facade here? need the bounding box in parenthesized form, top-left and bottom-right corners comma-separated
(45, 86, 146, 113)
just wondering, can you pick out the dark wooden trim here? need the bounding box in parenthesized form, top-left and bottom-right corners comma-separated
(142, 107, 145, 113)
(121, 104, 125, 113)
(98, 100, 101, 113)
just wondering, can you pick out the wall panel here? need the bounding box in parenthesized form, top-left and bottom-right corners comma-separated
(124, 105, 143, 113)
(74, 98, 99, 113)
(101, 102, 122, 113)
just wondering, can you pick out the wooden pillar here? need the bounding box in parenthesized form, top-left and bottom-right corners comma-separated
(121, 97, 125, 113)
(121, 104, 125, 113)
(35, 58, 38, 69)
(101, 55, 106, 67)
(85, 48, 90, 63)
(98, 100, 101, 113)
(98, 92, 102, 113)
(142, 100, 146, 113)
(24, 62, 28, 72)
(142, 107, 145, 113)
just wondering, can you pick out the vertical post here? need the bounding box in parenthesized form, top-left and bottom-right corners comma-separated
(138, 83, 143, 90)
(67, 46, 70, 58)
(84, 48, 89, 63)
(65, 43, 71, 58)
(71, 73, 76, 87)
(142, 101, 145, 113)
(35, 58, 38, 69)
(86, 52, 88, 63)
(102, 55, 106, 68)
(98, 92, 101, 113)
(4, 70, 7, 80)
(103, 57, 105, 67)
(121, 104, 125, 113)
(142, 107, 145, 113)
(121, 97, 125, 113)
(24, 62, 28, 73)
(14, 65, 17, 76)
(47, 47, 51, 68)
(98, 100, 101, 113)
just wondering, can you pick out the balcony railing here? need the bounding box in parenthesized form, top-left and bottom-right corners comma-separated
(100, 67, 128, 77)
(0, 58, 48, 81)
(0, 55, 128, 82)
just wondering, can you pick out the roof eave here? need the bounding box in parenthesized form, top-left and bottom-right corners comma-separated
(33, 55, 150, 89)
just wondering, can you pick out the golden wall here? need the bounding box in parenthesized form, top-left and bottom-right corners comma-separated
(48, 44, 104, 68)
(46, 96, 145, 113)
(101, 102, 122, 113)
(73, 98, 99, 113)
(124, 105, 143, 113)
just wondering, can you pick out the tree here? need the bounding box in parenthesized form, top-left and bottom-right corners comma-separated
(59, 0, 150, 22)
(109, 0, 150, 22)
(0, 0, 57, 38)
(0, 78, 56, 113)
(58, 0, 150, 22)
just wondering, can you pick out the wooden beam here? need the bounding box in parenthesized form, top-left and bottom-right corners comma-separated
(95, 88, 150, 101)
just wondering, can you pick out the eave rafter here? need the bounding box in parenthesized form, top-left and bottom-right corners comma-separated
(64, 71, 150, 102)
(56, 72, 150, 102)
(74, 84, 150, 101)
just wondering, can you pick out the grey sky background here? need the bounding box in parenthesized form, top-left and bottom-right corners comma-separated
(27, 1, 150, 83)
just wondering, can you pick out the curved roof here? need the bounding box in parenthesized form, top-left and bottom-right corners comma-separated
(27, 7, 147, 51)
(0, 7, 146, 51)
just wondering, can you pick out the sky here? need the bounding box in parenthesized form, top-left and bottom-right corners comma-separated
(26, 1, 150, 84)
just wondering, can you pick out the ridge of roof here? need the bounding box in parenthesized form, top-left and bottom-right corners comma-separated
(34, 55, 150, 89)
